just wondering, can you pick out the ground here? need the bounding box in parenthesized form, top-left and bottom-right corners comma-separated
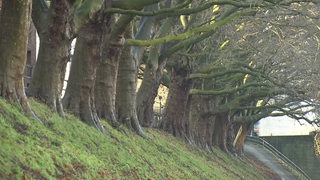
(244, 142, 301, 180)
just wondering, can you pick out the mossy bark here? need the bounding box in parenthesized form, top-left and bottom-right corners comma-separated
(232, 123, 251, 155)
(189, 91, 239, 153)
(212, 113, 229, 152)
(189, 95, 216, 150)
(29, 0, 74, 117)
(0, 0, 37, 120)
(94, 15, 134, 126)
(136, 63, 165, 127)
(116, 45, 144, 136)
(136, 17, 173, 127)
(160, 65, 193, 140)
(94, 32, 121, 126)
(63, 14, 109, 132)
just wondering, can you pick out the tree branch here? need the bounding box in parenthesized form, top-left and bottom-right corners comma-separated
(107, 0, 191, 15)
(31, 0, 49, 33)
(124, 10, 256, 46)
(189, 69, 259, 79)
(190, 82, 271, 96)
(107, 0, 271, 16)
(111, 0, 162, 10)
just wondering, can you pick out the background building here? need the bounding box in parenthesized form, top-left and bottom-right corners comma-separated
(24, 22, 37, 93)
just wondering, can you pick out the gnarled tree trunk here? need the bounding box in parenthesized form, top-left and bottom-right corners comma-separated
(232, 122, 251, 155)
(136, 17, 174, 127)
(160, 65, 193, 140)
(94, 15, 134, 127)
(212, 113, 229, 152)
(136, 62, 165, 127)
(29, 0, 74, 117)
(63, 13, 110, 131)
(0, 0, 38, 120)
(189, 95, 215, 150)
(94, 32, 121, 126)
(116, 45, 144, 136)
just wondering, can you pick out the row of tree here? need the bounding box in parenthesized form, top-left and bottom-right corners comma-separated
(0, 0, 319, 154)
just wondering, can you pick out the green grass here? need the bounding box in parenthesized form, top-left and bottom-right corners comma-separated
(0, 98, 267, 179)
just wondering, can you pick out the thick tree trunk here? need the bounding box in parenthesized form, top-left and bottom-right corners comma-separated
(189, 95, 215, 150)
(212, 113, 229, 152)
(136, 63, 165, 127)
(94, 15, 133, 127)
(29, 0, 74, 117)
(29, 39, 70, 116)
(136, 17, 174, 127)
(116, 45, 144, 136)
(0, 0, 38, 119)
(160, 66, 193, 140)
(63, 17, 107, 132)
(94, 35, 121, 126)
(232, 123, 251, 155)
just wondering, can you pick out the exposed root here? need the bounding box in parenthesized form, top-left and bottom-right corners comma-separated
(1, 84, 42, 124)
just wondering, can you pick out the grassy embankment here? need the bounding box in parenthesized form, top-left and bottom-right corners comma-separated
(0, 97, 267, 179)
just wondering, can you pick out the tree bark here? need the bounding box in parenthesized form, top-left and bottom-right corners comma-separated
(63, 13, 110, 131)
(116, 45, 145, 136)
(94, 27, 121, 126)
(29, 0, 74, 117)
(136, 62, 165, 127)
(212, 113, 229, 152)
(94, 15, 134, 126)
(160, 65, 193, 140)
(0, 0, 38, 120)
(189, 95, 215, 150)
(232, 122, 251, 155)
(136, 17, 174, 127)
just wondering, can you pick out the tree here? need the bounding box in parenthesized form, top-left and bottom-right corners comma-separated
(117, 0, 317, 153)
(160, 56, 194, 139)
(94, 17, 120, 126)
(63, 1, 111, 131)
(113, 7, 158, 135)
(0, 0, 39, 120)
(188, 1, 320, 154)
(159, 4, 247, 141)
(136, 9, 175, 127)
(63, 0, 156, 131)
(29, 0, 75, 117)
(95, 4, 158, 127)
(116, 43, 145, 135)
(29, 0, 112, 119)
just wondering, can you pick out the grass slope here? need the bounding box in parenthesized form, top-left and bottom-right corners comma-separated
(0, 98, 267, 179)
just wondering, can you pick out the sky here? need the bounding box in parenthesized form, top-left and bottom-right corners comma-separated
(255, 115, 319, 136)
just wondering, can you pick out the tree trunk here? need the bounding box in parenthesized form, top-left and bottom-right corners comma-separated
(128, 5, 158, 127)
(116, 45, 144, 136)
(63, 16, 108, 132)
(189, 95, 215, 150)
(232, 123, 251, 155)
(0, 0, 38, 120)
(29, 0, 74, 117)
(136, 62, 165, 127)
(160, 66, 193, 140)
(212, 113, 229, 152)
(94, 33, 121, 126)
(136, 17, 174, 127)
(94, 14, 133, 127)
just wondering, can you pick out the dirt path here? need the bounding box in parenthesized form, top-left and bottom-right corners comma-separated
(244, 143, 297, 180)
